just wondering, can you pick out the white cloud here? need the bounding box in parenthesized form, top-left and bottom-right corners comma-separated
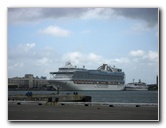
(130, 50, 145, 57)
(62, 52, 131, 69)
(9, 44, 57, 61)
(81, 8, 118, 21)
(36, 57, 53, 66)
(148, 51, 158, 62)
(131, 23, 151, 32)
(87, 53, 103, 62)
(113, 57, 130, 63)
(62, 51, 83, 65)
(18, 43, 36, 52)
(14, 63, 24, 68)
(39, 25, 71, 37)
(129, 50, 158, 63)
(26, 43, 36, 49)
(62, 52, 103, 70)
(8, 43, 59, 77)
(82, 8, 107, 19)
(8, 62, 24, 70)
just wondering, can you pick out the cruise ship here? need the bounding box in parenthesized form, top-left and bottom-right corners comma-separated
(49, 62, 125, 90)
(124, 79, 148, 91)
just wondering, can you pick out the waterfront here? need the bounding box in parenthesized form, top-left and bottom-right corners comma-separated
(9, 90, 158, 103)
(8, 90, 159, 121)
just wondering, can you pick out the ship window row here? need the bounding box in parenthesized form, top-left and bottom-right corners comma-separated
(73, 80, 124, 85)
(73, 74, 124, 80)
(73, 78, 124, 83)
(56, 74, 73, 78)
(89, 71, 123, 75)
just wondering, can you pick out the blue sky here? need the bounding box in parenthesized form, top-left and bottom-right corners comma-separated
(8, 8, 158, 84)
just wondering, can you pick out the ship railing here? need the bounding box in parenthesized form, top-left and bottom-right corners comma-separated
(50, 77, 72, 80)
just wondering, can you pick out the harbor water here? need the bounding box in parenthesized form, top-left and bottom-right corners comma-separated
(8, 90, 158, 103)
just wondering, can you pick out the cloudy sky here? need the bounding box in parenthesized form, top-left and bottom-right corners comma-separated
(8, 8, 158, 84)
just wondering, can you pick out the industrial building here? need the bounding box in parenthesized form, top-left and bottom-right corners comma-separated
(8, 74, 48, 89)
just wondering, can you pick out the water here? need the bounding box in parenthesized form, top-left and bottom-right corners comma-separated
(8, 90, 158, 103)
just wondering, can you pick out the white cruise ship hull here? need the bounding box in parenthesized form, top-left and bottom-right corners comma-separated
(50, 80, 125, 91)
(124, 87, 148, 91)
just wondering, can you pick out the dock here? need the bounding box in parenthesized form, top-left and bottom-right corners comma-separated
(8, 92, 91, 103)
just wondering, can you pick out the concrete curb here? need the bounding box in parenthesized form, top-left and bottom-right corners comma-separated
(8, 101, 158, 107)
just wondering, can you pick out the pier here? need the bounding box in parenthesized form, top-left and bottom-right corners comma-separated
(8, 92, 92, 103)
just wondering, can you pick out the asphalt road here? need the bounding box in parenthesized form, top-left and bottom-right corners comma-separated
(8, 104, 158, 121)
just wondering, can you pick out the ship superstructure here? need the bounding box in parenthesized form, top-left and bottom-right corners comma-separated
(124, 79, 148, 91)
(49, 62, 125, 90)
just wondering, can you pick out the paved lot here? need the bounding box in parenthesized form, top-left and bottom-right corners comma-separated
(8, 104, 158, 121)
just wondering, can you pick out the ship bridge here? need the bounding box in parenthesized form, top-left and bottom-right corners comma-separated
(49, 62, 87, 79)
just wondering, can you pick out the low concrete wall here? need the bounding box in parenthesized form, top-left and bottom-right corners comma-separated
(8, 94, 91, 102)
